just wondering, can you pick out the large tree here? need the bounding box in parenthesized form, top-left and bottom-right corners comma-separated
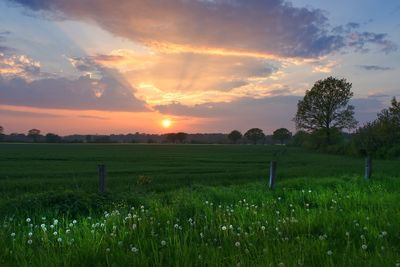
(294, 76, 357, 144)
(227, 130, 242, 144)
(273, 128, 292, 144)
(244, 128, 265, 144)
(354, 97, 400, 157)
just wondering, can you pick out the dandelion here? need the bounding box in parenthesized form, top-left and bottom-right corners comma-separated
(106, 248, 111, 253)
(66, 229, 71, 234)
(221, 226, 227, 231)
(261, 226, 266, 231)
(381, 231, 387, 236)
(72, 220, 77, 224)
(26, 218, 31, 223)
(10, 232, 16, 238)
(235, 241, 240, 247)
(53, 231, 58, 236)
(57, 237, 62, 243)
(53, 219, 58, 225)
(362, 244, 367, 250)
(27, 239, 32, 245)
(131, 247, 139, 253)
(161, 240, 166, 246)
(28, 232, 33, 237)
(327, 250, 333, 256)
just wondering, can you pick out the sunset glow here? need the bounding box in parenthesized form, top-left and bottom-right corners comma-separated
(0, 0, 399, 135)
(162, 119, 172, 129)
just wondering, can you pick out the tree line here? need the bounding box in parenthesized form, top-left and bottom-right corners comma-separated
(1, 76, 398, 158)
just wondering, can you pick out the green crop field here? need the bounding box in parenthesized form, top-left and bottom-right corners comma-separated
(0, 144, 399, 266)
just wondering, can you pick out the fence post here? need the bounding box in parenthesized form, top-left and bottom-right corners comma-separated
(269, 161, 277, 189)
(365, 157, 372, 179)
(98, 164, 106, 193)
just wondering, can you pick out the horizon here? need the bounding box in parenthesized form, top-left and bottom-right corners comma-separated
(1, 0, 399, 135)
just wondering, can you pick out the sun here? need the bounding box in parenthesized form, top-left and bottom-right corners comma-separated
(162, 119, 172, 128)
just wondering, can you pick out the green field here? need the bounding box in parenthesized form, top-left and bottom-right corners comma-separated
(0, 144, 399, 266)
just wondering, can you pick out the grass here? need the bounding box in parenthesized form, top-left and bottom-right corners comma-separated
(0, 144, 399, 266)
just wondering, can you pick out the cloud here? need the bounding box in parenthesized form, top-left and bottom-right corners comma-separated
(0, 73, 148, 111)
(0, 108, 65, 118)
(358, 65, 393, 71)
(74, 50, 279, 105)
(0, 53, 41, 79)
(8, 0, 397, 58)
(78, 115, 109, 120)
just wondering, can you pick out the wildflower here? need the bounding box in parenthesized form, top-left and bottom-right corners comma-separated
(131, 247, 139, 253)
(235, 241, 240, 247)
(174, 224, 179, 229)
(27, 239, 32, 245)
(10, 232, 16, 238)
(72, 220, 77, 224)
(53, 219, 58, 225)
(106, 248, 110, 252)
(57, 237, 62, 242)
(362, 244, 367, 250)
(327, 250, 333, 256)
(28, 232, 33, 237)
(161, 240, 166, 246)
(221, 226, 227, 231)
(26, 218, 31, 223)
(53, 231, 58, 236)
(261, 226, 266, 231)
(66, 229, 71, 234)
(382, 231, 387, 236)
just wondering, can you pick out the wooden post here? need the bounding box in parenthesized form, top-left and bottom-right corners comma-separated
(98, 164, 106, 193)
(269, 161, 277, 189)
(365, 157, 372, 179)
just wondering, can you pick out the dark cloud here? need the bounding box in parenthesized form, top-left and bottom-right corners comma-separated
(358, 65, 393, 71)
(8, 0, 397, 58)
(0, 74, 148, 111)
(78, 115, 109, 120)
(347, 32, 397, 54)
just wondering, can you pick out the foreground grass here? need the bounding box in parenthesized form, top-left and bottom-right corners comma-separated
(1, 177, 400, 267)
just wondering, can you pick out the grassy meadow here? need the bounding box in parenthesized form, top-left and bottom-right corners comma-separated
(0, 144, 399, 266)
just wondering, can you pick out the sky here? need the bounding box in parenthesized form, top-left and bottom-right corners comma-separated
(0, 0, 399, 135)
